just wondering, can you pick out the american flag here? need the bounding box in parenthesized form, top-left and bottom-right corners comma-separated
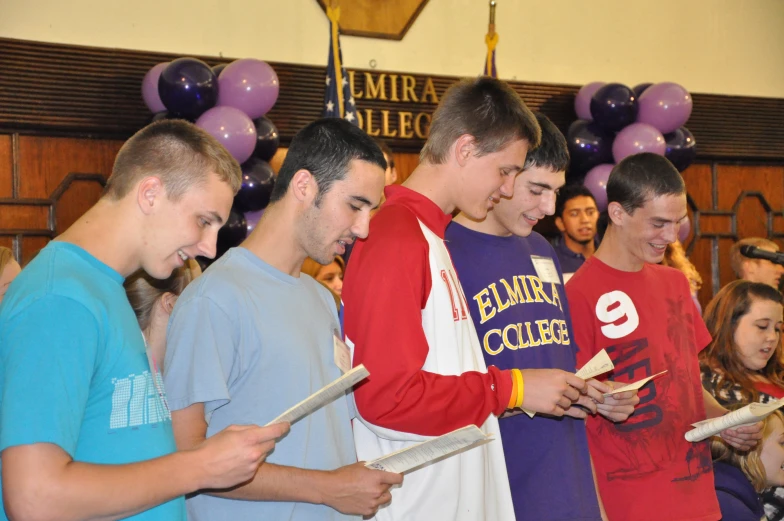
(484, 1, 498, 78)
(323, 4, 358, 125)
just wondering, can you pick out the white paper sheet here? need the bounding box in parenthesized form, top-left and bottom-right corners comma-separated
(685, 399, 784, 442)
(266, 364, 369, 426)
(364, 425, 492, 474)
(604, 371, 668, 396)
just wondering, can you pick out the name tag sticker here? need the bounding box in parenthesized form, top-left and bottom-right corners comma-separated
(333, 333, 352, 374)
(531, 256, 561, 284)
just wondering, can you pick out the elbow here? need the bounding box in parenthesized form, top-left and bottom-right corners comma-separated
(5, 494, 62, 521)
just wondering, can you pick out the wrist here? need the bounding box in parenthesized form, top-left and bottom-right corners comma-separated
(173, 449, 207, 493)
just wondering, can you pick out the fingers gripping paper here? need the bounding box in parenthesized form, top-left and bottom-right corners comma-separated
(266, 365, 369, 426)
(364, 425, 492, 474)
(684, 399, 784, 442)
(522, 349, 615, 417)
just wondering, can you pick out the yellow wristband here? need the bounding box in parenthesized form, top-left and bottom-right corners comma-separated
(513, 369, 524, 409)
(507, 373, 518, 409)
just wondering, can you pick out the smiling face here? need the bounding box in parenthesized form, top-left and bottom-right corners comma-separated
(299, 159, 385, 265)
(733, 297, 784, 371)
(452, 138, 529, 221)
(139, 173, 235, 279)
(610, 192, 687, 265)
(487, 165, 565, 237)
(316, 260, 344, 296)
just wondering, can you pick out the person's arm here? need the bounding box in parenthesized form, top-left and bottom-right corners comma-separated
(0, 297, 286, 521)
(589, 455, 609, 521)
(172, 403, 401, 517)
(2, 423, 286, 521)
(702, 388, 762, 451)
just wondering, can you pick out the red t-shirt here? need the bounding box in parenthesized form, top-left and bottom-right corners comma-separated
(566, 256, 720, 521)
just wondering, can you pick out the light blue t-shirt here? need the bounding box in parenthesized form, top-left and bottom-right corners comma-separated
(164, 247, 358, 521)
(0, 242, 184, 521)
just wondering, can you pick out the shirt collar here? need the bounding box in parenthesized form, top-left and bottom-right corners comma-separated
(383, 185, 453, 238)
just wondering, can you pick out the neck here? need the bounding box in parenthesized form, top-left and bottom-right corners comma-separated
(56, 198, 142, 277)
(143, 322, 166, 364)
(453, 212, 511, 237)
(594, 225, 644, 272)
(563, 233, 595, 257)
(402, 163, 456, 215)
(241, 201, 307, 277)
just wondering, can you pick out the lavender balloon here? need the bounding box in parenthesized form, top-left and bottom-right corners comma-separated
(612, 123, 666, 163)
(196, 106, 257, 164)
(245, 209, 265, 236)
(574, 82, 605, 121)
(583, 163, 614, 212)
(217, 59, 280, 119)
(142, 62, 168, 113)
(678, 215, 691, 243)
(632, 83, 652, 98)
(637, 82, 693, 134)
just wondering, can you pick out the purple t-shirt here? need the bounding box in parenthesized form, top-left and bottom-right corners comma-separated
(446, 223, 601, 521)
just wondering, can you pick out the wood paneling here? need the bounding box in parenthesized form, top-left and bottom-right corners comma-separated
(315, 0, 431, 40)
(0, 37, 782, 158)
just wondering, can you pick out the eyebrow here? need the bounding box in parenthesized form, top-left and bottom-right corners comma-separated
(208, 211, 224, 225)
(528, 181, 557, 190)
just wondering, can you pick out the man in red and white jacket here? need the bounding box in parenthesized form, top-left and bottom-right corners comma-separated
(343, 77, 599, 521)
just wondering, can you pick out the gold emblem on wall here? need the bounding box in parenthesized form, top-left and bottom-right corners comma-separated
(315, 0, 431, 40)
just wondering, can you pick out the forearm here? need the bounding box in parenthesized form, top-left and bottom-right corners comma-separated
(205, 463, 328, 504)
(703, 388, 728, 419)
(589, 454, 608, 521)
(5, 450, 198, 521)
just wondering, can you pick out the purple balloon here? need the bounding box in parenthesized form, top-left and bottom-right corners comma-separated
(217, 59, 280, 119)
(583, 164, 614, 212)
(158, 58, 218, 119)
(142, 62, 168, 113)
(566, 120, 613, 176)
(196, 106, 257, 164)
(637, 82, 693, 134)
(678, 215, 691, 243)
(612, 123, 666, 163)
(212, 63, 228, 77)
(590, 83, 638, 132)
(245, 209, 265, 236)
(665, 127, 697, 172)
(632, 83, 653, 98)
(574, 82, 605, 121)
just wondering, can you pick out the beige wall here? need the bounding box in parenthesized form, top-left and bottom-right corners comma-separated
(2, 0, 782, 98)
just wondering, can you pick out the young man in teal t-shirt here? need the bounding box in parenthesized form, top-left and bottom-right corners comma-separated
(0, 120, 288, 521)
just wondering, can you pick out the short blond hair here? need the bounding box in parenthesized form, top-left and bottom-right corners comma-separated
(105, 119, 241, 201)
(711, 410, 784, 492)
(730, 237, 779, 278)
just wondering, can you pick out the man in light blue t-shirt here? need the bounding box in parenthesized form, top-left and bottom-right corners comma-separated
(165, 118, 403, 521)
(0, 120, 287, 521)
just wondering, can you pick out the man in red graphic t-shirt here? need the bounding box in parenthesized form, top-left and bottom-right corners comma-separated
(566, 153, 764, 521)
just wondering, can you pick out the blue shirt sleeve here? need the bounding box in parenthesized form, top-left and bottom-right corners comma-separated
(0, 296, 99, 456)
(164, 294, 239, 415)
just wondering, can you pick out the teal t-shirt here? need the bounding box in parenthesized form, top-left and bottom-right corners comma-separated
(0, 242, 185, 520)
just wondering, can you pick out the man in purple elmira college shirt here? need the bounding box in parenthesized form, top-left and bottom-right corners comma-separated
(550, 184, 599, 282)
(446, 114, 637, 521)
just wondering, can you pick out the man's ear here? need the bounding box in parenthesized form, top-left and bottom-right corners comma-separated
(290, 169, 316, 204)
(555, 216, 566, 233)
(452, 134, 476, 167)
(607, 201, 627, 226)
(136, 177, 165, 215)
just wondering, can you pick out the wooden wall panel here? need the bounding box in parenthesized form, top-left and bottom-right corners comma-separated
(0, 135, 12, 198)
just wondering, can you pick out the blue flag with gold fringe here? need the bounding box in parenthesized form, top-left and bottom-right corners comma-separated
(323, 4, 358, 125)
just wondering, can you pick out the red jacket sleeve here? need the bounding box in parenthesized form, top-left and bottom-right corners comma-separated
(343, 205, 512, 437)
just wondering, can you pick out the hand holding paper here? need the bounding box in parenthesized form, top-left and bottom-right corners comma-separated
(685, 399, 784, 443)
(521, 349, 615, 418)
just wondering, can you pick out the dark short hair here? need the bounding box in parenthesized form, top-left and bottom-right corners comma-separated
(606, 153, 685, 214)
(524, 113, 569, 173)
(420, 76, 541, 164)
(555, 184, 597, 219)
(270, 119, 387, 205)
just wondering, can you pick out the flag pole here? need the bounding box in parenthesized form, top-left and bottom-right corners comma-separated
(484, 1, 499, 77)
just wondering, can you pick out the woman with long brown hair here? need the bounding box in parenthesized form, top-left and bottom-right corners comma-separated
(701, 280, 784, 520)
